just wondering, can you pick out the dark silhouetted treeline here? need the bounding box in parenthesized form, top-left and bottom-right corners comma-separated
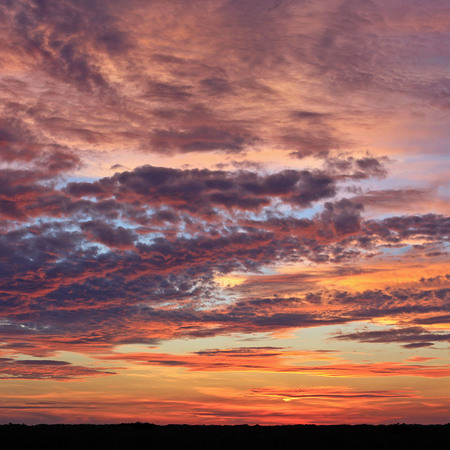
(0, 423, 449, 450)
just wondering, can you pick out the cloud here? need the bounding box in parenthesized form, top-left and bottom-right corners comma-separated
(415, 314, 450, 325)
(1, 0, 128, 93)
(362, 214, 450, 243)
(97, 346, 337, 373)
(149, 126, 259, 154)
(80, 220, 137, 249)
(317, 198, 364, 236)
(333, 326, 450, 348)
(0, 117, 81, 173)
(0, 0, 448, 171)
(98, 348, 450, 378)
(0, 357, 114, 380)
(349, 189, 434, 214)
(250, 386, 419, 400)
(65, 164, 340, 214)
(0, 197, 448, 356)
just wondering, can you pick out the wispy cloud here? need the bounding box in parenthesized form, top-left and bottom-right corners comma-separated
(0, 357, 114, 380)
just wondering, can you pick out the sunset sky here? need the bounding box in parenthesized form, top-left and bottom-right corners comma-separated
(0, 0, 449, 425)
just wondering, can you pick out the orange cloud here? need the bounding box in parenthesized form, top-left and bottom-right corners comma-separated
(98, 348, 450, 378)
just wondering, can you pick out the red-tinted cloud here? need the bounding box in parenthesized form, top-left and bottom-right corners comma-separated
(0, 357, 114, 380)
(98, 347, 450, 378)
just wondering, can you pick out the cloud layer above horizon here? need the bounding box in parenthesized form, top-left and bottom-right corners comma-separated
(0, 0, 449, 425)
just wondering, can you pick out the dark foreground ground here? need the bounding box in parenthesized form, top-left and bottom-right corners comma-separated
(1, 423, 449, 450)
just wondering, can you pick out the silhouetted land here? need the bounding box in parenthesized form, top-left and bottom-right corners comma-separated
(1, 423, 449, 450)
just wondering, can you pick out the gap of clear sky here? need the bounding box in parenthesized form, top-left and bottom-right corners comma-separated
(0, 0, 449, 425)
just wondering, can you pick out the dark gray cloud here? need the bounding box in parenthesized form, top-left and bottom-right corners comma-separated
(325, 155, 389, 179)
(80, 220, 137, 249)
(318, 198, 364, 236)
(334, 326, 450, 348)
(66, 164, 340, 213)
(0, 356, 114, 380)
(363, 214, 450, 243)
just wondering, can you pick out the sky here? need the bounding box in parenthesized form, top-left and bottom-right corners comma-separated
(0, 0, 449, 425)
